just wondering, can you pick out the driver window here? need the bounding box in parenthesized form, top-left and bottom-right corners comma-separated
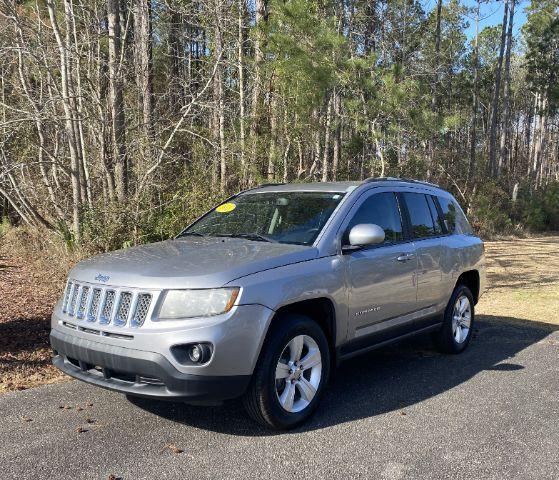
(347, 192, 403, 244)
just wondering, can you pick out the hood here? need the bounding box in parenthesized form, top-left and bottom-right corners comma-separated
(69, 237, 317, 289)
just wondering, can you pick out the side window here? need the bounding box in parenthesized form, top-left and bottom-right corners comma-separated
(347, 192, 403, 244)
(438, 197, 473, 235)
(401, 192, 436, 239)
(426, 195, 444, 234)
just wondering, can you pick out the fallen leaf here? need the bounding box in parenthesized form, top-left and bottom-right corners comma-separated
(163, 443, 184, 454)
(75, 426, 88, 433)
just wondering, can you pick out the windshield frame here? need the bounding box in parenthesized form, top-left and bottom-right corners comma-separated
(178, 189, 348, 246)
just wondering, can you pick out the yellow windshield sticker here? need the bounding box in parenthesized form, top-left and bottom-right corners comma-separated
(216, 202, 236, 213)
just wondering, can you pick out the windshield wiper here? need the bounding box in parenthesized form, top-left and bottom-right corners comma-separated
(216, 233, 277, 243)
(179, 231, 206, 237)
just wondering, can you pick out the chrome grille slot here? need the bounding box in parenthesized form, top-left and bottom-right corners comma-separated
(76, 286, 90, 319)
(68, 284, 80, 316)
(62, 282, 73, 313)
(88, 288, 102, 322)
(78, 326, 101, 335)
(131, 293, 152, 328)
(100, 290, 116, 324)
(114, 292, 133, 326)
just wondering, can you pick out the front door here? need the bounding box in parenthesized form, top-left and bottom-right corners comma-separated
(343, 191, 418, 340)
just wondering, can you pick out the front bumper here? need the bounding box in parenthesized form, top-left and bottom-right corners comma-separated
(51, 328, 250, 402)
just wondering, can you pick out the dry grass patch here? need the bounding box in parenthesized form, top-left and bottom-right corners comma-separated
(477, 236, 559, 325)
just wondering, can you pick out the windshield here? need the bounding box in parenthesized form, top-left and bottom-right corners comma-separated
(181, 191, 345, 245)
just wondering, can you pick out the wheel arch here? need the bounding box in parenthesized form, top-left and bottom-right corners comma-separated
(456, 270, 480, 304)
(261, 297, 338, 367)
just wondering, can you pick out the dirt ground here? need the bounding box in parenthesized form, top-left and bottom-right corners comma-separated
(478, 236, 559, 325)
(1, 235, 558, 394)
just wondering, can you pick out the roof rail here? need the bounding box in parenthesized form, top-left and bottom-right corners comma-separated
(257, 182, 286, 188)
(363, 177, 440, 188)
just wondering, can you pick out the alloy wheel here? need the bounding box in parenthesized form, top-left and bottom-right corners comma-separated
(275, 335, 322, 413)
(452, 295, 472, 344)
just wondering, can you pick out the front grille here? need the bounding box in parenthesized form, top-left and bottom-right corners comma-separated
(114, 292, 132, 326)
(88, 288, 102, 322)
(131, 293, 152, 327)
(62, 280, 152, 328)
(68, 284, 80, 316)
(62, 282, 73, 313)
(100, 290, 116, 324)
(76, 286, 90, 319)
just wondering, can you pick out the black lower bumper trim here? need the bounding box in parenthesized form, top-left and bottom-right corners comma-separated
(50, 329, 250, 403)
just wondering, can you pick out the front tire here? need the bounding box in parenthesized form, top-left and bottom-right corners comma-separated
(243, 314, 330, 430)
(435, 285, 475, 354)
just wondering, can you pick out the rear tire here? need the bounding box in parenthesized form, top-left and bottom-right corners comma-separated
(243, 314, 330, 430)
(435, 284, 475, 354)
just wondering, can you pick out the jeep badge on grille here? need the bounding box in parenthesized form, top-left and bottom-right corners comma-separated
(94, 274, 110, 283)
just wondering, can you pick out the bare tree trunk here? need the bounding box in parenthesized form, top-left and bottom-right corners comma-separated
(94, 3, 116, 200)
(46, 0, 82, 240)
(107, 0, 128, 200)
(532, 97, 548, 188)
(66, 0, 91, 206)
(432, 0, 442, 112)
(498, 0, 515, 177)
(238, 0, 247, 184)
(322, 95, 333, 182)
(134, 0, 153, 161)
(267, 81, 278, 180)
(168, 9, 182, 112)
(249, 0, 268, 181)
(332, 90, 341, 181)
(488, 0, 509, 176)
(213, 0, 226, 192)
(468, 0, 480, 183)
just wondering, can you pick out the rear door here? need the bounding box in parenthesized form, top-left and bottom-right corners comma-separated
(399, 192, 445, 318)
(342, 191, 418, 340)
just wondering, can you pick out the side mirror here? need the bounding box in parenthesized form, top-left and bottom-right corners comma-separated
(345, 223, 385, 250)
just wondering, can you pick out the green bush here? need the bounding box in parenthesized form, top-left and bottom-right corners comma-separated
(467, 182, 515, 237)
(515, 182, 559, 232)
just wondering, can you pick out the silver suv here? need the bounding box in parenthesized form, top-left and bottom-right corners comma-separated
(51, 178, 486, 429)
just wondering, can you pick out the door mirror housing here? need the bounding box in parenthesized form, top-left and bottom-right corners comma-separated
(346, 223, 385, 249)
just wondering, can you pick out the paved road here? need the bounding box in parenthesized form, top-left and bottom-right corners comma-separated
(1, 315, 558, 480)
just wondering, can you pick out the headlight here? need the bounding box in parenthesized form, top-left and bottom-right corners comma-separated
(157, 287, 240, 320)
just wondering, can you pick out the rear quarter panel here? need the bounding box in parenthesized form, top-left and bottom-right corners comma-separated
(440, 234, 486, 303)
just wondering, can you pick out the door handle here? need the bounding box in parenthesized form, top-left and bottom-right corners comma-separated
(396, 253, 415, 262)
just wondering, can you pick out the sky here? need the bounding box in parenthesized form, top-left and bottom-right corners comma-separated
(422, 0, 529, 40)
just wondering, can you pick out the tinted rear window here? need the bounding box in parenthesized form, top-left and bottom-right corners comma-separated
(438, 197, 473, 235)
(401, 193, 436, 238)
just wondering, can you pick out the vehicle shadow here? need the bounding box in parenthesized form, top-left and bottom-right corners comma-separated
(128, 314, 558, 436)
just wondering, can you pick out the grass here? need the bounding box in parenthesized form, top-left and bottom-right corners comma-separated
(476, 236, 559, 326)
(0, 231, 558, 394)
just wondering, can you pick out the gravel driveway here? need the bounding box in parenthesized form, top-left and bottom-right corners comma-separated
(1, 315, 558, 480)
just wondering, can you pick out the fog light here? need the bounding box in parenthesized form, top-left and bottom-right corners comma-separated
(171, 342, 213, 365)
(189, 344, 202, 363)
(187, 343, 212, 364)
